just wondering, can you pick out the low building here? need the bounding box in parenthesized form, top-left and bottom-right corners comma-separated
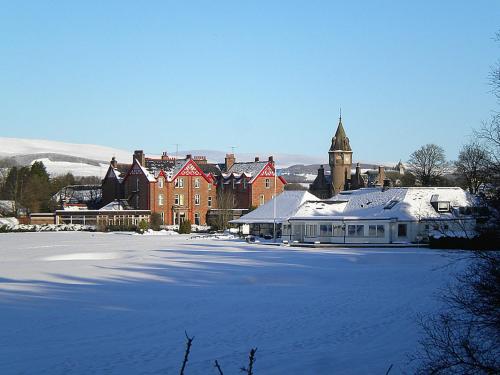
(55, 199, 150, 228)
(235, 187, 482, 244)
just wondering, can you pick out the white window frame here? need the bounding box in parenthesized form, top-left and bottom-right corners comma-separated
(305, 224, 317, 238)
(158, 177, 164, 188)
(208, 183, 212, 191)
(194, 212, 200, 225)
(194, 178, 200, 189)
(158, 194, 164, 206)
(174, 194, 180, 206)
(265, 178, 271, 189)
(194, 194, 200, 205)
(175, 178, 184, 188)
(259, 194, 265, 206)
(179, 194, 184, 206)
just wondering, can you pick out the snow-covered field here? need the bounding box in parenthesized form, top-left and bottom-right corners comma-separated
(0, 233, 460, 374)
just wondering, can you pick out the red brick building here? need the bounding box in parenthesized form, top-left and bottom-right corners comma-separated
(217, 154, 287, 208)
(101, 151, 287, 226)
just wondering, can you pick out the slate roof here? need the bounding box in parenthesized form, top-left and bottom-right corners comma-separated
(226, 161, 268, 177)
(199, 163, 222, 176)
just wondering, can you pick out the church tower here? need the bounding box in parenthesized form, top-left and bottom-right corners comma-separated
(329, 114, 353, 195)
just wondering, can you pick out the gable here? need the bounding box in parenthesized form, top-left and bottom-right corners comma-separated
(173, 159, 212, 183)
(250, 163, 275, 183)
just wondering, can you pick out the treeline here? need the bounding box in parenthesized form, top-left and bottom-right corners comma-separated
(0, 161, 100, 214)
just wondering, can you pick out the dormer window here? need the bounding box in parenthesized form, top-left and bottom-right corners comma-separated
(430, 194, 451, 213)
(437, 202, 450, 212)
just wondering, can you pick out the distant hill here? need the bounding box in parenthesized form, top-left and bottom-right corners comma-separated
(0, 137, 396, 179)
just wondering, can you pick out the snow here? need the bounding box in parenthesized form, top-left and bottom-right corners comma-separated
(292, 187, 476, 221)
(0, 232, 461, 374)
(0, 137, 131, 161)
(31, 158, 110, 177)
(232, 191, 318, 224)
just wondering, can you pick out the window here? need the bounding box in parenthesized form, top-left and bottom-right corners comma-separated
(333, 225, 344, 237)
(243, 179, 247, 190)
(398, 224, 407, 237)
(208, 196, 212, 207)
(158, 177, 164, 188)
(208, 183, 212, 191)
(175, 194, 184, 206)
(160, 212, 165, 224)
(305, 224, 317, 237)
(194, 178, 200, 188)
(437, 202, 450, 212)
(348, 225, 364, 237)
(194, 212, 200, 225)
(368, 225, 385, 237)
(175, 178, 184, 188)
(158, 194, 164, 206)
(265, 178, 271, 189)
(259, 194, 265, 206)
(320, 224, 333, 236)
(194, 194, 200, 205)
(232, 179, 236, 189)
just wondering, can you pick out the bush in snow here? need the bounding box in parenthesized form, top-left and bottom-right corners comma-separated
(137, 219, 149, 234)
(150, 212, 162, 231)
(178, 220, 192, 234)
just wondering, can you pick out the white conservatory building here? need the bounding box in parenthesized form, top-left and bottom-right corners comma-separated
(234, 187, 483, 244)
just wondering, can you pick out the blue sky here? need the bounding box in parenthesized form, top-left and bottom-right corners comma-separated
(0, 1, 499, 163)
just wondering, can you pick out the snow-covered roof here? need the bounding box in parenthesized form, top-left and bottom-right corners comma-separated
(291, 187, 477, 221)
(231, 191, 318, 224)
(99, 199, 134, 211)
(225, 161, 268, 178)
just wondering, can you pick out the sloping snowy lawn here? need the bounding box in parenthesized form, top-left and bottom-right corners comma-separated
(0, 233, 460, 374)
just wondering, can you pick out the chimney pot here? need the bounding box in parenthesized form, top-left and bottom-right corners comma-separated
(255, 156, 260, 162)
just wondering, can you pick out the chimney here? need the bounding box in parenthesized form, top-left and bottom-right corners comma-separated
(268, 156, 274, 165)
(318, 165, 325, 177)
(254, 156, 260, 162)
(161, 151, 169, 160)
(110, 156, 118, 169)
(194, 156, 207, 164)
(378, 166, 386, 185)
(225, 153, 235, 171)
(186, 154, 192, 159)
(133, 150, 145, 166)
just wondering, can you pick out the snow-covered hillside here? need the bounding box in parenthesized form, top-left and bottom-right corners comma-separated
(0, 137, 131, 161)
(0, 232, 461, 374)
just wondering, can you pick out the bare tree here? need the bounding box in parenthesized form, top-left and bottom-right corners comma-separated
(455, 142, 491, 193)
(408, 144, 449, 186)
(215, 189, 235, 230)
(413, 251, 500, 374)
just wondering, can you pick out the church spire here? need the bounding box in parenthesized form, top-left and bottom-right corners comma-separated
(330, 111, 351, 152)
